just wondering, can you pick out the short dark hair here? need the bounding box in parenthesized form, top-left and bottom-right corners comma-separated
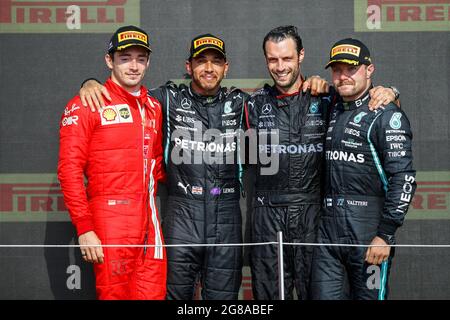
(108, 48, 150, 61)
(263, 25, 303, 56)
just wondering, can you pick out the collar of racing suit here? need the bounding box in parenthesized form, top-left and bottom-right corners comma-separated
(104, 78, 149, 107)
(264, 79, 305, 109)
(272, 75, 305, 100)
(262, 75, 305, 108)
(338, 85, 374, 111)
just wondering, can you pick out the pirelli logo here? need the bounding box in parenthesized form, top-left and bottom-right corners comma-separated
(0, 174, 70, 222)
(0, 174, 164, 222)
(355, 0, 450, 31)
(194, 37, 224, 49)
(118, 30, 147, 42)
(409, 179, 450, 219)
(331, 45, 361, 57)
(0, 173, 449, 221)
(0, 0, 140, 33)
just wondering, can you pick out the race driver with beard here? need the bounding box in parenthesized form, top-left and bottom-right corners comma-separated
(245, 26, 399, 300)
(78, 32, 330, 300)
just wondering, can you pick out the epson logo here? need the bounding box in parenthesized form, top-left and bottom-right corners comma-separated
(326, 150, 365, 163)
(259, 143, 323, 154)
(386, 135, 406, 142)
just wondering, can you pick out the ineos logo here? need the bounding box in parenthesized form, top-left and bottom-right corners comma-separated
(181, 98, 192, 110)
(262, 104, 272, 115)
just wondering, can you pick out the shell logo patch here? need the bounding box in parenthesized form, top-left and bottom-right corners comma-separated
(102, 108, 117, 121)
(100, 104, 133, 126)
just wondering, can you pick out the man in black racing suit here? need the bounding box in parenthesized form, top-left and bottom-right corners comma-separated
(145, 34, 247, 300)
(149, 79, 246, 300)
(246, 84, 330, 300)
(245, 26, 399, 300)
(310, 38, 416, 300)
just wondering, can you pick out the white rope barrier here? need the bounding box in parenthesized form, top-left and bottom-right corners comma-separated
(285, 243, 450, 248)
(1, 242, 450, 248)
(2, 237, 449, 300)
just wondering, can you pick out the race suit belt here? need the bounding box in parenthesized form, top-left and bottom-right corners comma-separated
(254, 192, 321, 207)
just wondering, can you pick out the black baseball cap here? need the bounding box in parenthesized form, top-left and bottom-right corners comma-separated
(189, 34, 226, 60)
(108, 25, 151, 54)
(325, 38, 372, 69)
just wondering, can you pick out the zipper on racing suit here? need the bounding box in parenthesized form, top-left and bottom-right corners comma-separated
(138, 99, 150, 257)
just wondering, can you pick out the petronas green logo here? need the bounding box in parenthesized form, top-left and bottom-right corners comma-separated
(224, 101, 232, 114)
(390, 112, 402, 130)
(354, 112, 367, 124)
(309, 101, 319, 114)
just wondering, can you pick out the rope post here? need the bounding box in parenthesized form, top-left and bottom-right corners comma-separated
(277, 231, 285, 300)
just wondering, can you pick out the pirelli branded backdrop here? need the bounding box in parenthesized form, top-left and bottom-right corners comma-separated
(0, 0, 449, 299)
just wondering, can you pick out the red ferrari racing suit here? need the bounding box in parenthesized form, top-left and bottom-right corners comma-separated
(58, 78, 166, 299)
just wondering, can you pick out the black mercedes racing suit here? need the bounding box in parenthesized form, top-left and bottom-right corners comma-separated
(245, 84, 334, 300)
(310, 89, 416, 300)
(150, 82, 247, 300)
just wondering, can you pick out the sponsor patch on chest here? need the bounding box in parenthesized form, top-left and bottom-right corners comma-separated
(100, 104, 133, 126)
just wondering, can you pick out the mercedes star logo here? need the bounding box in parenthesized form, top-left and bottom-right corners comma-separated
(262, 104, 272, 115)
(181, 98, 192, 110)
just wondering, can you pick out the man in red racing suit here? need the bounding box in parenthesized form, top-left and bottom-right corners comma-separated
(57, 25, 166, 299)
